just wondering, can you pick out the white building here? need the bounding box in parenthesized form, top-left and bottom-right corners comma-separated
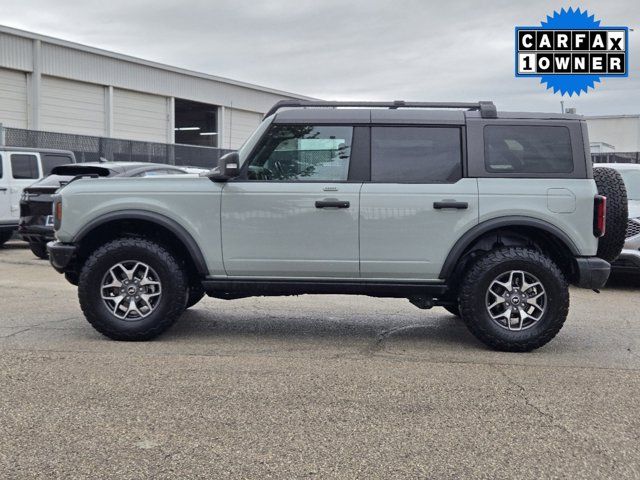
(586, 115, 640, 153)
(0, 25, 312, 150)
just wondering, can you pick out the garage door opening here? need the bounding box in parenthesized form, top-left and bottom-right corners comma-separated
(175, 98, 219, 147)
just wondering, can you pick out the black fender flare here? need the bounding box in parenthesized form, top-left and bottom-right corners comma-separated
(73, 210, 209, 276)
(439, 216, 580, 279)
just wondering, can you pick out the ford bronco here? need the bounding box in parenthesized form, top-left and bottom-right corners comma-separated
(46, 100, 626, 351)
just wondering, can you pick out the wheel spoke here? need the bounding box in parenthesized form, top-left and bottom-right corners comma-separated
(486, 269, 546, 332)
(101, 261, 162, 321)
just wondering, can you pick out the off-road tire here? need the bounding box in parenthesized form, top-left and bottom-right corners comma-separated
(0, 230, 13, 247)
(29, 242, 49, 259)
(78, 237, 187, 341)
(444, 305, 460, 317)
(459, 247, 569, 352)
(185, 283, 205, 309)
(593, 167, 628, 262)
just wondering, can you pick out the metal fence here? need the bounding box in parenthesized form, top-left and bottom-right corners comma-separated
(591, 152, 640, 164)
(0, 126, 234, 168)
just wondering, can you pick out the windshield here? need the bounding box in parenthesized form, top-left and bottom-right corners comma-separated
(237, 116, 274, 165)
(618, 169, 640, 201)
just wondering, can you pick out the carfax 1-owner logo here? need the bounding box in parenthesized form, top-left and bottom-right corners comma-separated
(515, 7, 629, 96)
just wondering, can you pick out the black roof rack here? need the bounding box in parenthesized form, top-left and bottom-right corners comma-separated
(263, 100, 497, 119)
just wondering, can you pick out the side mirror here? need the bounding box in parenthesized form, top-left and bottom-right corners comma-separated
(209, 152, 240, 182)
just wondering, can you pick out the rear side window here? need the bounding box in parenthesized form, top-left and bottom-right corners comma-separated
(484, 125, 573, 174)
(10, 154, 39, 179)
(41, 154, 73, 176)
(371, 127, 462, 183)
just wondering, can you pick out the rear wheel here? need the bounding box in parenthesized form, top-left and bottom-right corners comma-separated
(593, 167, 628, 262)
(78, 237, 188, 341)
(459, 247, 569, 352)
(29, 242, 49, 259)
(0, 230, 13, 247)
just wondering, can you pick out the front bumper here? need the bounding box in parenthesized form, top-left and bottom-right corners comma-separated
(47, 241, 76, 273)
(574, 257, 610, 289)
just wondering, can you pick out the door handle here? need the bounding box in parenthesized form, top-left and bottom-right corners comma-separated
(315, 200, 350, 209)
(433, 201, 468, 210)
(0, 187, 6, 192)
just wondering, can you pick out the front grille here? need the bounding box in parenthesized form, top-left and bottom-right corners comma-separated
(626, 219, 640, 238)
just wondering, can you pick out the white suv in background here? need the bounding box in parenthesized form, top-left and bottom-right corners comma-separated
(0, 147, 75, 246)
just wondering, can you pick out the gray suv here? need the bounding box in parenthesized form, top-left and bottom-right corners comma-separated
(47, 100, 625, 351)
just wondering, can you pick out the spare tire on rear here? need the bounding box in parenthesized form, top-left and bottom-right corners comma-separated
(593, 166, 628, 262)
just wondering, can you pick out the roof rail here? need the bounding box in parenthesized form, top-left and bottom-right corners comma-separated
(263, 100, 497, 119)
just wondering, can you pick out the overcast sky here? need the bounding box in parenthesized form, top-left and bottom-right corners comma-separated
(2, 0, 638, 115)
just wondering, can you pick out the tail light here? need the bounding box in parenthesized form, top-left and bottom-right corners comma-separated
(593, 195, 606, 237)
(54, 201, 62, 230)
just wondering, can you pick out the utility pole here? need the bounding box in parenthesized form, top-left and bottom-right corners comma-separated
(560, 101, 565, 114)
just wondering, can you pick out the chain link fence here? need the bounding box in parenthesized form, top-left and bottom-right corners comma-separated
(0, 126, 233, 168)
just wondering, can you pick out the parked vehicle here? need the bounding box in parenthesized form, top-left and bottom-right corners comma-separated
(46, 100, 627, 351)
(594, 163, 640, 273)
(19, 162, 204, 259)
(0, 147, 76, 247)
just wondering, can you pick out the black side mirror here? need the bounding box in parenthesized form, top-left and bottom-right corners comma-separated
(209, 152, 240, 182)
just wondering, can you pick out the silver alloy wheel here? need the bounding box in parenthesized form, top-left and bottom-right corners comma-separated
(101, 261, 162, 320)
(485, 270, 546, 331)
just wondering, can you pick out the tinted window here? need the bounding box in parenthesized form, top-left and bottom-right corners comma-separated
(11, 154, 39, 179)
(484, 126, 573, 174)
(41, 154, 72, 176)
(371, 127, 462, 183)
(247, 125, 352, 181)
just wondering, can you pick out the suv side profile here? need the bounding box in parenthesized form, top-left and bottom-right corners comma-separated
(47, 101, 620, 352)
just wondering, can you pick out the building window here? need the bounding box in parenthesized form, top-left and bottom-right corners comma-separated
(174, 99, 219, 147)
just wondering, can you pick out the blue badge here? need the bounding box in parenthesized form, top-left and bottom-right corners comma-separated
(515, 7, 628, 96)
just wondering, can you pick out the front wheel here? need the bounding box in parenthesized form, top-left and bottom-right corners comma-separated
(459, 247, 569, 352)
(78, 237, 188, 341)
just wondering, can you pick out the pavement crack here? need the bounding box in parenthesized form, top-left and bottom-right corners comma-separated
(0, 328, 31, 339)
(494, 365, 560, 427)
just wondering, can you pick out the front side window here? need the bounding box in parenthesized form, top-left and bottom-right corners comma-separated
(371, 127, 462, 183)
(484, 125, 573, 174)
(11, 154, 39, 179)
(246, 125, 352, 181)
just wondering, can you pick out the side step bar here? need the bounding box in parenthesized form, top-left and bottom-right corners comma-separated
(202, 278, 448, 299)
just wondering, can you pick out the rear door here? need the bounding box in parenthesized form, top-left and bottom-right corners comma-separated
(360, 125, 479, 280)
(7, 152, 42, 222)
(221, 124, 365, 277)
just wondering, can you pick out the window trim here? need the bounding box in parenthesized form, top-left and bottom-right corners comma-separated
(234, 123, 367, 183)
(483, 124, 575, 176)
(368, 125, 465, 184)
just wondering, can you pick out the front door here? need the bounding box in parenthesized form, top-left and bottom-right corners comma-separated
(221, 124, 362, 277)
(359, 126, 479, 280)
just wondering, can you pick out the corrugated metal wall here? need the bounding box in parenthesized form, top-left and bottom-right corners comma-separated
(0, 27, 307, 147)
(0, 68, 28, 128)
(40, 76, 105, 135)
(113, 88, 168, 143)
(224, 108, 262, 149)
